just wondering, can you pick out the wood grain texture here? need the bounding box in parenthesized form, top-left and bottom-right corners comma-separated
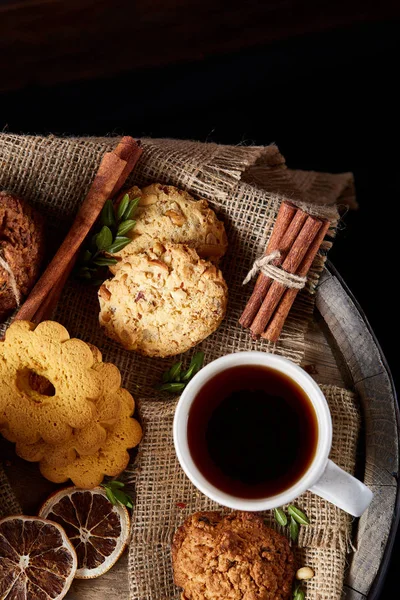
(316, 268, 399, 598)
(0, 0, 399, 92)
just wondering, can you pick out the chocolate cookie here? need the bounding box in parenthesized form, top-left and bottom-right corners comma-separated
(172, 511, 295, 600)
(0, 191, 45, 320)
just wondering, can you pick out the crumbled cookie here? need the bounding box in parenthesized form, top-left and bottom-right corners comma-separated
(0, 320, 102, 445)
(0, 191, 45, 320)
(110, 183, 228, 273)
(99, 243, 228, 357)
(172, 511, 295, 600)
(40, 388, 142, 488)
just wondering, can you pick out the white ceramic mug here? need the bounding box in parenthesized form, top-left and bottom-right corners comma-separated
(173, 351, 373, 517)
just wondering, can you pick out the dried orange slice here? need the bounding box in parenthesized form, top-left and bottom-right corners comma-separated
(0, 515, 77, 599)
(39, 486, 130, 579)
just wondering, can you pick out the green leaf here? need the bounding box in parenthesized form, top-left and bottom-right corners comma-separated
(82, 249, 92, 263)
(122, 197, 140, 220)
(107, 236, 132, 254)
(162, 369, 171, 383)
(181, 351, 205, 381)
(113, 489, 133, 508)
(157, 382, 186, 393)
(117, 194, 130, 221)
(107, 480, 125, 489)
(95, 226, 113, 251)
(289, 516, 299, 542)
(77, 267, 91, 280)
(91, 278, 105, 286)
(104, 487, 117, 505)
(288, 505, 310, 525)
(168, 361, 182, 382)
(92, 256, 119, 266)
(293, 586, 305, 600)
(274, 507, 288, 527)
(101, 199, 116, 227)
(117, 219, 136, 236)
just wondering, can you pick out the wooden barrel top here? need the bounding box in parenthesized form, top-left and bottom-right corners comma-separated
(1, 263, 398, 600)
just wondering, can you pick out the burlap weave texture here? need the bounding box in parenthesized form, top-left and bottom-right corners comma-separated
(0, 133, 358, 600)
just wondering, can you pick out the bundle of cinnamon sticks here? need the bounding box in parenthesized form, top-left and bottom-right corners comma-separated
(14, 136, 142, 325)
(239, 201, 330, 342)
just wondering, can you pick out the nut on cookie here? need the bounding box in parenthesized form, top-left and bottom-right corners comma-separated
(110, 183, 228, 272)
(99, 243, 228, 357)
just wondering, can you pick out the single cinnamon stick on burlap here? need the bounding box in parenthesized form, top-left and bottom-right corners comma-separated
(14, 155, 127, 323)
(261, 219, 331, 341)
(27, 138, 143, 324)
(239, 203, 306, 328)
(250, 215, 323, 336)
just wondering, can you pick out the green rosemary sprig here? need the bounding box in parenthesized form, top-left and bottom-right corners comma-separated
(157, 351, 205, 393)
(76, 194, 140, 283)
(102, 480, 133, 509)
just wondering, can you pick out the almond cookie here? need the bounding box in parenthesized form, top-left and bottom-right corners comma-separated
(110, 183, 227, 273)
(99, 243, 228, 357)
(0, 191, 45, 320)
(0, 320, 102, 445)
(40, 388, 142, 488)
(172, 511, 295, 600)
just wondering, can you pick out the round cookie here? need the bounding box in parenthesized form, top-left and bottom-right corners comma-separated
(110, 183, 228, 274)
(172, 511, 295, 600)
(0, 191, 45, 320)
(99, 243, 228, 357)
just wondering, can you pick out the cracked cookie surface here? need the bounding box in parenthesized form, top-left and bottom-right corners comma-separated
(172, 511, 295, 600)
(99, 243, 228, 357)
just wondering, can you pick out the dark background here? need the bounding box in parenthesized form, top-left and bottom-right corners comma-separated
(0, 1, 399, 596)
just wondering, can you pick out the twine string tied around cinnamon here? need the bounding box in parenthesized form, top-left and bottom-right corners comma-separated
(242, 250, 307, 289)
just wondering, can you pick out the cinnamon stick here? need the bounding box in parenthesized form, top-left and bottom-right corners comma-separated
(27, 138, 143, 324)
(14, 152, 127, 322)
(262, 219, 331, 341)
(111, 136, 142, 197)
(250, 215, 323, 336)
(239, 203, 305, 328)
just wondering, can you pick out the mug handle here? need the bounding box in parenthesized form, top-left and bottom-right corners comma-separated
(309, 459, 373, 517)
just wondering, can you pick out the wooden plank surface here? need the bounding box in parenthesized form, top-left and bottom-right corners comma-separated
(316, 269, 399, 599)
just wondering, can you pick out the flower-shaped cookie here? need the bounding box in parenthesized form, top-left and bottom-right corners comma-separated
(16, 359, 123, 466)
(0, 321, 102, 445)
(40, 388, 142, 488)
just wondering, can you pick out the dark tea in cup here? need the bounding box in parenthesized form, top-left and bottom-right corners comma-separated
(187, 364, 318, 499)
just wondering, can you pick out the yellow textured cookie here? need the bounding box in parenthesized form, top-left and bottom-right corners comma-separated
(110, 183, 228, 273)
(99, 243, 228, 357)
(40, 388, 142, 488)
(0, 320, 102, 445)
(16, 358, 123, 466)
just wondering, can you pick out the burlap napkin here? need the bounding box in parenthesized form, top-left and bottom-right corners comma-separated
(0, 133, 357, 600)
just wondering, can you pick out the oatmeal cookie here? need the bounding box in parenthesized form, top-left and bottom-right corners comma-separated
(110, 183, 227, 273)
(0, 191, 45, 320)
(99, 243, 228, 357)
(172, 511, 295, 600)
